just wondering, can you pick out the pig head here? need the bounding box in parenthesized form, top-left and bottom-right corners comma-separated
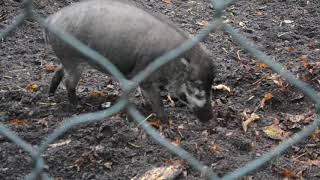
(175, 44, 214, 122)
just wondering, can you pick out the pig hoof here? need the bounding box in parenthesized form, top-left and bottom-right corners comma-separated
(157, 114, 169, 124)
(66, 103, 80, 112)
(69, 97, 79, 106)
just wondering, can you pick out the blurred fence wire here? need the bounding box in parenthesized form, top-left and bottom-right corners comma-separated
(0, 0, 319, 179)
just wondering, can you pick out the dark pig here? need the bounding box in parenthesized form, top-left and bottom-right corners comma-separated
(45, 0, 215, 122)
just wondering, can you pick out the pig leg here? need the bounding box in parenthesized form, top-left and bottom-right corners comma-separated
(140, 83, 168, 123)
(63, 64, 83, 105)
(49, 65, 64, 96)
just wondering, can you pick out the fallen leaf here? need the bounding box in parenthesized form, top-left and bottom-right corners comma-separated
(25, 83, 39, 92)
(287, 47, 297, 52)
(257, 63, 269, 69)
(307, 159, 320, 167)
(104, 161, 113, 170)
(131, 163, 184, 180)
(209, 144, 224, 153)
(267, 73, 287, 89)
(281, 168, 299, 179)
(106, 84, 115, 89)
(162, 0, 172, 5)
(223, 19, 241, 25)
(256, 11, 265, 16)
(263, 124, 290, 140)
(283, 20, 293, 24)
(44, 64, 57, 73)
(311, 129, 320, 141)
(299, 55, 310, 68)
(212, 84, 231, 93)
(9, 119, 28, 126)
(127, 142, 142, 148)
(242, 111, 260, 132)
(3, 75, 12, 79)
(173, 137, 182, 146)
(298, 55, 315, 74)
(285, 113, 305, 123)
(149, 119, 161, 129)
(89, 90, 106, 97)
(177, 124, 184, 130)
(259, 92, 273, 108)
(196, 20, 209, 27)
(49, 139, 71, 148)
(238, 21, 245, 27)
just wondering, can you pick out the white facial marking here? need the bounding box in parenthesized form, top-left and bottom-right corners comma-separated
(186, 88, 206, 108)
(186, 95, 206, 108)
(180, 83, 206, 108)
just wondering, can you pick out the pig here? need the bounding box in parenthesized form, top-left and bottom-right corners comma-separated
(45, 0, 215, 122)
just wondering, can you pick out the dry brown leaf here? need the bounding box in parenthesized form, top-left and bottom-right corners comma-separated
(256, 11, 264, 16)
(281, 168, 299, 179)
(307, 159, 320, 167)
(299, 55, 315, 74)
(149, 119, 161, 129)
(267, 73, 287, 89)
(196, 20, 209, 27)
(259, 92, 273, 108)
(285, 113, 305, 123)
(239, 21, 245, 27)
(242, 111, 260, 132)
(89, 90, 106, 97)
(162, 0, 172, 5)
(287, 47, 297, 52)
(257, 63, 269, 69)
(223, 19, 241, 25)
(173, 137, 182, 146)
(212, 84, 231, 93)
(299, 55, 310, 68)
(209, 144, 224, 153)
(311, 129, 320, 141)
(8, 119, 28, 126)
(164, 160, 184, 166)
(25, 83, 39, 92)
(263, 124, 290, 140)
(131, 163, 184, 180)
(44, 64, 57, 73)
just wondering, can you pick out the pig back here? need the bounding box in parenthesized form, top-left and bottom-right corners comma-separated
(46, 0, 188, 77)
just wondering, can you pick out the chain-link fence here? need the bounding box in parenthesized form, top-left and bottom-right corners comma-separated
(1, 0, 319, 179)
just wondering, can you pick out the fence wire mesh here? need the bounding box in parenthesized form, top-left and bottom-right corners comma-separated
(0, 0, 319, 179)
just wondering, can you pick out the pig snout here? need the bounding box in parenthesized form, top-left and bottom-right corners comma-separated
(178, 82, 213, 122)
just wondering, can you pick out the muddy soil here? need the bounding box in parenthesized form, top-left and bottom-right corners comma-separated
(1, 0, 320, 179)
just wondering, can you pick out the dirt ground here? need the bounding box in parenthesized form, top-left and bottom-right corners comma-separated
(1, 0, 320, 179)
